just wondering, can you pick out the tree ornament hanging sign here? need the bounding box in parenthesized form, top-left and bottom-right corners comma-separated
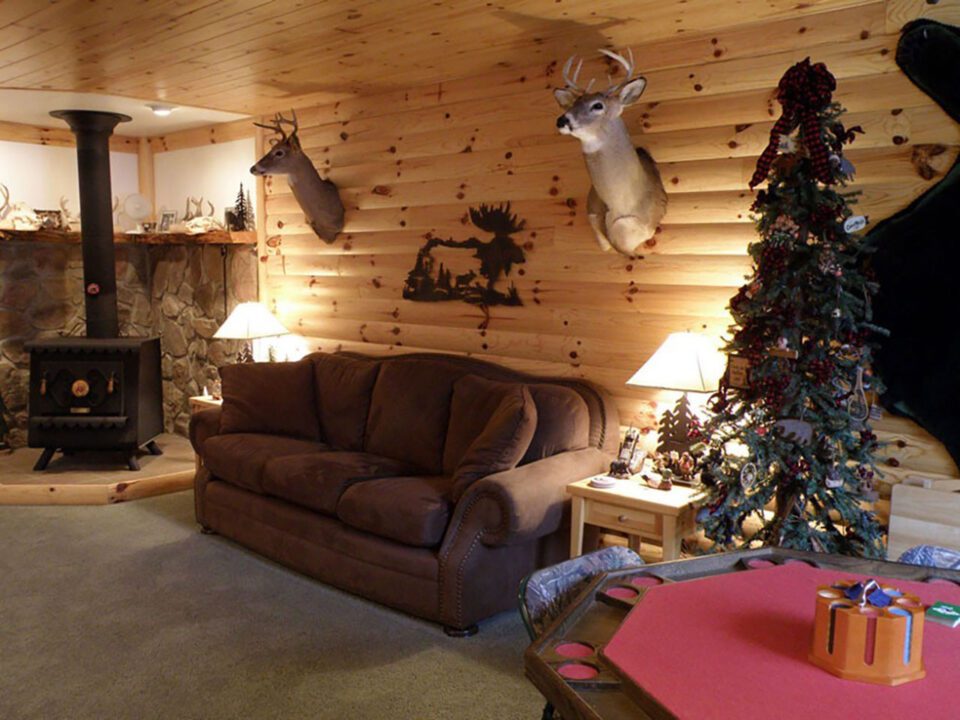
(726, 355, 751, 389)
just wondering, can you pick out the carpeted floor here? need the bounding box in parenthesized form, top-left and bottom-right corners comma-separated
(0, 491, 543, 720)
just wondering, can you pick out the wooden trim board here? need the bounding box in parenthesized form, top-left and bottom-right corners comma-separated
(0, 470, 194, 506)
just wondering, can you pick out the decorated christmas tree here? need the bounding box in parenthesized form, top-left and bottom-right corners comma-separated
(696, 59, 887, 558)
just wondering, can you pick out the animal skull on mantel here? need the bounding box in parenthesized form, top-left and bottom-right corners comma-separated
(554, 49, 667, 257)
(250, 110, 344, 244)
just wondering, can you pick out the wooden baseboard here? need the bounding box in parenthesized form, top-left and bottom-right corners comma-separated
(0, 470, 194, 506)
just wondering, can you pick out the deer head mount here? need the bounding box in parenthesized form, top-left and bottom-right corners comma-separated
(251, 110, 344, 244)
(554, 49, 667, 257)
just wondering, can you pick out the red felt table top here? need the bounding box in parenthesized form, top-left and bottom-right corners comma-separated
(602, 563, 960, 720)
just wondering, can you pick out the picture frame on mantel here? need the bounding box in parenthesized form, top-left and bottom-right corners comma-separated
(158, 211, 177, 233)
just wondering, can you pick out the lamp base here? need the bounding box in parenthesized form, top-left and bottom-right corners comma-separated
(237, 341, 254, 363)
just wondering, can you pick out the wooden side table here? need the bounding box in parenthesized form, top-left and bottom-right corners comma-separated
(188, 395, 222, 472)
(567, 477, 703, 561)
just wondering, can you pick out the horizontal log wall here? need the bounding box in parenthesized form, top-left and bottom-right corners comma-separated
(261, 1, 960, 490)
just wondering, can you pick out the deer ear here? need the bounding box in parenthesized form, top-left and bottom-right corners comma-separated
(554, 87, 578, 110)
(618, 77, 647, 106)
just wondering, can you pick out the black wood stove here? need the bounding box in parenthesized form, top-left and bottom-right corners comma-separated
(27, 110, 164, 471)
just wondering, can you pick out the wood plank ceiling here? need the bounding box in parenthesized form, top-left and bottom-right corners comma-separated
(0, 0, 900, 116)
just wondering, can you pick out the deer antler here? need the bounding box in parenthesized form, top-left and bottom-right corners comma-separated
(205, 199, 215, 217)
(0, 184, 9, 220)
(254, 109, 299, 141)
(561, 56, 595, 96)
(599, 48, 636, 93)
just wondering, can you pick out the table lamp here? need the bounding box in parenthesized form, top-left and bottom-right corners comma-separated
(626, 332, 724, 455)
(213, 302, 289, 362)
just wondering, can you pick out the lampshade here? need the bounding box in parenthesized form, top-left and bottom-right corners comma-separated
(626, 332, 725, 393)
(213, 302, 288, 340)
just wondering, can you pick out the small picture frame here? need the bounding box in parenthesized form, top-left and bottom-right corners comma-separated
(158, 211, 177, 232)
(34, 209, 64, 230)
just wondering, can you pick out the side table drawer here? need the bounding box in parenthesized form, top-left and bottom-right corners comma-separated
(586, 500, 661, 537)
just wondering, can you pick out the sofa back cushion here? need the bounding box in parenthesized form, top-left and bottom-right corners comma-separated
(219, 360, 321, 441)
(364, 358, 465, 473)
(522, 384, 591, 464)
(311, 353, 381, 450)
(445, 374, 538, 501)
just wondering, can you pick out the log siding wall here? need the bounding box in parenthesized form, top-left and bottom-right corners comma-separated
(261, 1, 960, 489)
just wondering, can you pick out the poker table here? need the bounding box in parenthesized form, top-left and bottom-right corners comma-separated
(523, 548, 960, 720)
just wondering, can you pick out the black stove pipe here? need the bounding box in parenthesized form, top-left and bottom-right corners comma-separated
(50, 110, 131, 339)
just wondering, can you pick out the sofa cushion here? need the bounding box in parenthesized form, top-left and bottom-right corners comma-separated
(522, 384, 591, 464)
(448, 376, 538, 501)
(337, 476, 452, 548)
(443, 374, 526, 475)
(219, 360, 321, 441)
(364, 358, 465, 473)
(262, 451, 418, 515)
(203, 434, 328, 493)
(310, 353, 380, 451)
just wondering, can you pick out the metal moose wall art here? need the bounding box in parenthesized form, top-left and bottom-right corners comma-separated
(554, 49, 667, 257)
(251, 110, 344, 243)
(403, 203, 526, 307)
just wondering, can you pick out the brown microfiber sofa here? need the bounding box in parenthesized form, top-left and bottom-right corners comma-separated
(190, 351, 618, 634)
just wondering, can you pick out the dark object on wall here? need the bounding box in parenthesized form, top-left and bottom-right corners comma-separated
(250, 111, 343, 243)
(871, 20, 960, 467)
(27, 110, 165, 470)
(403, 202, 526, 306)
(27, 338, 164, 471)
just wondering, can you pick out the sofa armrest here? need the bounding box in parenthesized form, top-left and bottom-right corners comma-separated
(443, 447, 607, 549)
(189, 407, 222, 455)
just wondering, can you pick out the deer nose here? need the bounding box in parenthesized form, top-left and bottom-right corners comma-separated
(556, 115, 570, 129)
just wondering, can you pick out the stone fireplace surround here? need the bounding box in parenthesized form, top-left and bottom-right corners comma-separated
(0, 240, 257, 449)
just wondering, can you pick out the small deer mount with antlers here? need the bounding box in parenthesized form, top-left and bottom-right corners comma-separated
(251, 110, 344, 244)
(554, 49, 667, 257)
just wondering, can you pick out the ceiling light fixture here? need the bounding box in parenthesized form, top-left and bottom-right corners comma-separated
(146, 103, 175, 117)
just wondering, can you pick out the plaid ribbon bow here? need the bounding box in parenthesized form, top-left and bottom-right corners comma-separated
(749, 58, 838, 189)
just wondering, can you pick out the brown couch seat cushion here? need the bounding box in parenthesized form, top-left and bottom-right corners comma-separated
(308, 353, 381, 451)
(219, 360, 321, 441)
(522, 384, 591, 464)
(203, 434, 328, 493)
(337, 476, 452, 548)
(364, 358, 466, 473)
(261, 451, 418, 515)
(444, 374, 538, 501)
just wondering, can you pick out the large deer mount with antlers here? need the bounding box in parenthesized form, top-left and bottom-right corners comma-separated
(554, 49, 667, 257)
(251, 110, 344, 244)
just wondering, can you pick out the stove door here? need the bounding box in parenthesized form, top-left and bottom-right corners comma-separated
(34, 360, 124, 416)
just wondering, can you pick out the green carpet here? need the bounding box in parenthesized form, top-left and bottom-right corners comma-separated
(0, 492, 543, 719)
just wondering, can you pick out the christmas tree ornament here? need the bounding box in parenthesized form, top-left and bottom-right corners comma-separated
(825, 466, 843, 489)
(843, 215, 867, 233)
(773, 418, 814, 445)
(739, 462, 758, 490)
(847, 366, 870, 422)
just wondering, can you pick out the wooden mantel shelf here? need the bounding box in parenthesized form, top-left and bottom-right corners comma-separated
(0, 228, 256, 245)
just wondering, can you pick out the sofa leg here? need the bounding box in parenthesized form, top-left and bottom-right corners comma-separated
(443, 624, 478, 638)
(200, 526, 217, 535)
